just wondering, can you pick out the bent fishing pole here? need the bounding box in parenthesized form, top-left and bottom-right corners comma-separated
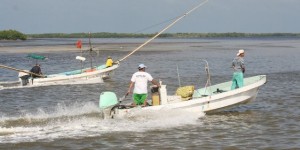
(0, 64, 46, 78)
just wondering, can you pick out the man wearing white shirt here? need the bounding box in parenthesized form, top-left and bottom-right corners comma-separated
(127, 64, 160, 106)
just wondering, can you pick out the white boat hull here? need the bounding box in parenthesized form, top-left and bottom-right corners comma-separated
(28, 64, 119, 85)
(105, 75, 266, 118)
(1, 64, 119, 88)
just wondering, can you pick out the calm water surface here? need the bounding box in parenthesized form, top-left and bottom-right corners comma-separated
(0, 38, 300, 149)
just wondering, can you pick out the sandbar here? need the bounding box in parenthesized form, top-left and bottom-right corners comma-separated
(0, 42, 195, 54)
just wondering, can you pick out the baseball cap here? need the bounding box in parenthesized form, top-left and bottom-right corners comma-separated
(138, 64, 147, 69)
(237, 49, 245, 56)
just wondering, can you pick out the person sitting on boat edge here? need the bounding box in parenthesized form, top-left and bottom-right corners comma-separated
(127, 64, 160, 107)
(231, 49, 245, 90)
(105, 56, 114, 68)
(30, 63, 43, 78)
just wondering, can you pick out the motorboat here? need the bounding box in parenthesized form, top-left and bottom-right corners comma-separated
(20, 63, 119, 86)
(99, 61, 266, 119)
(0, 63, 119, 88)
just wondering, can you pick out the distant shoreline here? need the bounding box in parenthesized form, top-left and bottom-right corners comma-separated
(27, 32, 300, 39)
(2, 31, 300, 41)
(1, 37, 300, 54)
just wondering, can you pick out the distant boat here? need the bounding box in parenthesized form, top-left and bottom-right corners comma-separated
(0, 63, 119, 88)
(0, 36, 119, 88)
(24, 63, 119, 85)
(99, 75, 266, 119)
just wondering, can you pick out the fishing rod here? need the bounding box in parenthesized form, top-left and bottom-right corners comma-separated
(0, 64, 46, 78)
(176, 64, 181, 87)
(117, 0, 209, 62)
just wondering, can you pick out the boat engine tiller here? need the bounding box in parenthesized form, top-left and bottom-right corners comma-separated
(150, 81, 168, 106)
(151, 86, 160, 106)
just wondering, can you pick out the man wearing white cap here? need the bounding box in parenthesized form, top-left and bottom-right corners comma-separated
(127, 64, 160, 106)
(231, 49, 245, 89)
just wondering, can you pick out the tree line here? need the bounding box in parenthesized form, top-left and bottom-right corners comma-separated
(0, 30, 27, 40)
(26, 32, 300, 38)
(1, 30, 300, 40)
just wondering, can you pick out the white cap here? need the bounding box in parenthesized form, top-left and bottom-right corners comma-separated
(237, 49, 245, 56)
(138, 64, 147, 69)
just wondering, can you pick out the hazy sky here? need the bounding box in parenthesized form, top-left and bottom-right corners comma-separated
(1, 0, 299, 34)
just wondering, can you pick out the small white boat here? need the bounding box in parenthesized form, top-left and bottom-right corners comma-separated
(23, 63, 119, 86)
(0, 63, 119, 88)
(99, 74, 266, 119)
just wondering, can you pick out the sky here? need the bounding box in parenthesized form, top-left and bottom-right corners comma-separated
(1, 0, 300, 34)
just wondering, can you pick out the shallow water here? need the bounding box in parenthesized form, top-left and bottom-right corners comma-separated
(0, 38, 300, 149)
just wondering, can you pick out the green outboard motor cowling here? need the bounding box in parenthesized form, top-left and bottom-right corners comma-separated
(99, 92, 119, 109)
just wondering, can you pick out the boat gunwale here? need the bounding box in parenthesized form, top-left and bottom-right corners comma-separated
(32, 64, 119, 82)
(117, 75, 267, 112)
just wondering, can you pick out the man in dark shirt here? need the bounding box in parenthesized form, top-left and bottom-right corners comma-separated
(30, 64, 42, 78)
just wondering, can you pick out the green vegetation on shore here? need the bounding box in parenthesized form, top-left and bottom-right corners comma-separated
(28, 32, 300, 39)
(1, 30, 300, 40)
(0, 30, 27, 40)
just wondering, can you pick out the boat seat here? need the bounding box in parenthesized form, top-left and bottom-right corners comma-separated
(213, 88, 227, 94)
(96, 65, 106, 70)
(85, 68, 96, 72)
(175, 85, 194, 101)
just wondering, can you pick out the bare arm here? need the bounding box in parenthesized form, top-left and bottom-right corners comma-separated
(151, 79, 161, 88)
(127, 81, 134, 95)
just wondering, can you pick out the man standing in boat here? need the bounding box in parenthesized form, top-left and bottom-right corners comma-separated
(231, 49, 245, 89)
(127, 64, 160, 106)
(30, 63, 43, 78)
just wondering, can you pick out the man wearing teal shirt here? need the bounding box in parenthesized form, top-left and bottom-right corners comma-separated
(231, 49, 245, 90)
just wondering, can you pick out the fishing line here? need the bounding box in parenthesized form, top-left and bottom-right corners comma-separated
(117, 0, 209, 62)
(176, 64, 181, 87)
(133, 17, 178, 34)
(93, 16, 179, 51)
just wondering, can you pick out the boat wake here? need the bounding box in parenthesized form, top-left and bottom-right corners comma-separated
(114, 108, 205, 129)
(0, 77, 104, 90)
(0, 101, 204, 143)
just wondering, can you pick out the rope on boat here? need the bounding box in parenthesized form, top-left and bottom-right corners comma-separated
(202, 59, 211, 95)
(117, 0, 209, 62)
(194, 59, 212, 97)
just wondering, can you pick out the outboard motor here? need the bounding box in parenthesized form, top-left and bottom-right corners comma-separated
(18, 72, 30, 86)
(99, 92, 119, 119)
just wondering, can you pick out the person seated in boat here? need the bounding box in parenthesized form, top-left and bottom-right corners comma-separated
(231, 49, 245, 89)
(127, 64, 160, 107)
(30, 63, 43, 78)
(105, 56, 114, 68)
